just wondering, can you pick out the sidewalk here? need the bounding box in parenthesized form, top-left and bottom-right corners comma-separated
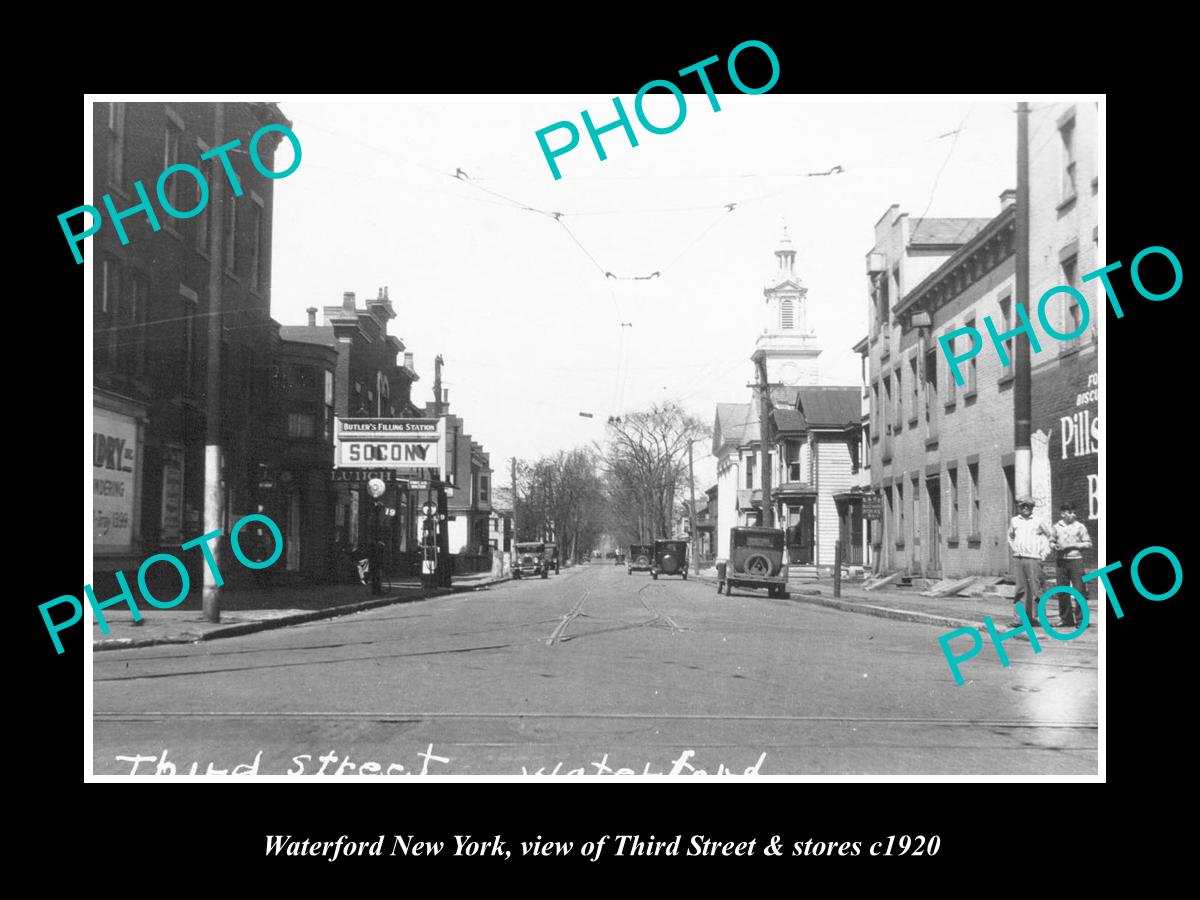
(92, 570, 508, 652)
(693, 569, 1098, 642)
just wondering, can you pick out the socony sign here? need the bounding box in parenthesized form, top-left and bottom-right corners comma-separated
(340, 441, 434, 467)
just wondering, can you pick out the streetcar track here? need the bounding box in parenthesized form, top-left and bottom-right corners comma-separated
(92, 710, 1097, 728)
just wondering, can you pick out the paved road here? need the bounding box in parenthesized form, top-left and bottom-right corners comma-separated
(93, 562, 1097, 776)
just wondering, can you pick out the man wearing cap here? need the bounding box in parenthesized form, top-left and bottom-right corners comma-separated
(1052, 500, 1093, 628)
(1008, 497, 1054, 627)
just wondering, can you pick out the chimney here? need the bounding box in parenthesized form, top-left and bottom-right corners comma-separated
(404, 352, 414, 370)
(306, 306, 317, 327)
(342, 291, 356, 311)
(1000, 188, 1017, 212)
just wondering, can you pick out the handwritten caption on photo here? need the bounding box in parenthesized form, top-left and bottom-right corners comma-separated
(44, 513, 283, 653)
(535, 39, 780, 181)
(938, 544, 1182, 685)
(265, 833, 942, 862)
(112, 746, 766, 777)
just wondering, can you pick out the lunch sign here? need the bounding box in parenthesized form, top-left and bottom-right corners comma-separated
(334, 418, 446, 477)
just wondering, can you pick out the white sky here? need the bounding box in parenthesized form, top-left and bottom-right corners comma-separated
(270, 96, 1018, 488)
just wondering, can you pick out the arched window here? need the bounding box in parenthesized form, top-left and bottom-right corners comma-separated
(780, 299, 794, 329)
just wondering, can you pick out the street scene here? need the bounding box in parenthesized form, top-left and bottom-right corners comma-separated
(93, 561, 1096, 775)
(86, 93, 1100, 777)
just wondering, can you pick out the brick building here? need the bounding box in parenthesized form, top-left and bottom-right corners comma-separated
(1027, 101, 1099, 571)
(860, 202, 1017, 578)
(92, 101, 294, 588)
(280, 290, 424, 575)
(857, 100, 1098, 580)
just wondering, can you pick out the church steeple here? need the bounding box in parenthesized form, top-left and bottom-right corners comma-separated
(755, 221, 822, 386)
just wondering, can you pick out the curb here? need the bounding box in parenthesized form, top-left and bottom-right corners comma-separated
(93, 575, 512, 652)
(691, 572, 983, 631)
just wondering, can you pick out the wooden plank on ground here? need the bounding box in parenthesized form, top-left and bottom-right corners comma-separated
(863, 571, 903, 592)
(920, 576, 977, 598)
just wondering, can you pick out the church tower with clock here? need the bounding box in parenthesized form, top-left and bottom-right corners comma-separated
(754, 226, 822, 386)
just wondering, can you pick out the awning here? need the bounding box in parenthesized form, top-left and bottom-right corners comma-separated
(773, 482, 817, 500)
(736, 489, 762, 509)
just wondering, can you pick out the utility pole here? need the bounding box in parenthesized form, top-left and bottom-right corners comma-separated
(687, 439, 699, 574)
(510, 456, 518, 545)
(201, 102, 226, 623)
(433, 354, 450, 586)
(1015, 102, 1032, 501)
(751, 350, 774, 529)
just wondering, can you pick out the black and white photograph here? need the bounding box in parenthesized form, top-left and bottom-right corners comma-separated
(80, 88, 1104, 780)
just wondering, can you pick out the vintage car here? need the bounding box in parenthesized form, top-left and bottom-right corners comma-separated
(626, 544, 653, 575)
(544, 542, 561, 574)
(512, 541, 547, 579)
(651, 539, 689, 580)
(717, 527, 789, 598)
(614, 550, 625, 565)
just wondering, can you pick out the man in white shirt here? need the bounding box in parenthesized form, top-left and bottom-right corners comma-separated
(1008, 497, 1054, 627)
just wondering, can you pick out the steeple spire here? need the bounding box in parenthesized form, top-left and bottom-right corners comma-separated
(775, 221, 796, 275)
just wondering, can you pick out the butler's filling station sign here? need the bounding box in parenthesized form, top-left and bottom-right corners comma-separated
(333, 418, 446, 478)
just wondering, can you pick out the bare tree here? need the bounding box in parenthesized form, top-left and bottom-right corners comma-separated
(514, 447, 606, 562)
(602, 403, 708, 542)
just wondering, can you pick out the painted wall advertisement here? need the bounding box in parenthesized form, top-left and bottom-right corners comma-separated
(94, 407, 138, 554)
(1032, 356, 1098, 570)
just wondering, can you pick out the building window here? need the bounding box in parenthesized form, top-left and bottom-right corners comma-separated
(780, 299, 794, 330)
(97, 257, 119, 369)
(874, 275, 889, 334)
(117, 272, 149, 377)
(785, 441, 802, 482)
(896, 481, 905, 547)
(287, 412, 316, 438)
(998, 293, 1014, 365)
(324, 370, 334, 441)
(968, 462, 980, 538)
(163, 120, 182, 217)
(1060, 255, 1084, 342)
(908, 356, 919, 424)
(924, 346, 938, 437)
(1060, 115, 1077, 201)
(106, 102, 125, 187)
(948, 467, 960, 541)
(745, 454, 756, 490)
(943, 329, 957, 403)
(223, 193, 237, 273)
(893, 366, 904, 429)
(250, 196, 265, 292)
(480, 475, 490, 503)
(964, 317, 978, 396)
(912, 476, 920, 546)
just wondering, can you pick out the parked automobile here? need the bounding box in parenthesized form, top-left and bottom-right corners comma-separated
(651, 539, 689, 580)
(544, 542, 561, 574)
(513, 541, 547, 579)
(717, 527, 788, 598)
(614, 550, 625, 565)
(627, 544, 653, 575)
